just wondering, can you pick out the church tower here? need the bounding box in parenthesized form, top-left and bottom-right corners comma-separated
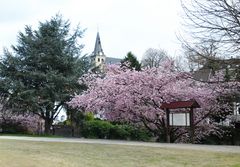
(90, 32, 106, 69)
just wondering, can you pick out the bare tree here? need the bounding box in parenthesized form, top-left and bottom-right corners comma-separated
(141, 48, 169, 68)
(174, 54, 191, 71)
(183, 40, 223, 71)
(181, 0, 240, 64)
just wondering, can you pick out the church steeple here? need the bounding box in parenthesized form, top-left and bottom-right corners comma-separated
(91, 32, 106, 69)
(93, 32, 104, 56)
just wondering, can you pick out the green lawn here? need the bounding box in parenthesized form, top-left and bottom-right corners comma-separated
(0, 139, 239, 167)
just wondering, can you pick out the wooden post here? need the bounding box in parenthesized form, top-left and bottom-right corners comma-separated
(165, 108, 170, 143)
(189, 107, 194, 143)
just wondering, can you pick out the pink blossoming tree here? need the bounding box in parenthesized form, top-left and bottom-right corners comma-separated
(0, 106, 41, 134)
(69, 61, 232, 143)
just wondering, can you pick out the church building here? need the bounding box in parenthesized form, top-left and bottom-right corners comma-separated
(53, 32, 122, 124)
(90, 32, 122, 70)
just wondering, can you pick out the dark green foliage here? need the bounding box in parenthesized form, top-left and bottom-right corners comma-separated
(224, 67, 230, 81)
(0, 14, 89, 134)
(65, 109, 95, 137)
(81, 120, 152, 141)
(127, 126, 152, 141)
(109, 124, 151, 141)
(235, 67, 240, 81)
(1, 121, 28, 134)
(121, 52, 141, 71)
(109, 125, 130, 140)
(82, 120, 113, 139)
(84, 112, 95, 121)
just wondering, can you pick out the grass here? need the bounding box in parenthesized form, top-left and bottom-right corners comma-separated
(0, 133, 62, 138)
(0, 139, 240, 167)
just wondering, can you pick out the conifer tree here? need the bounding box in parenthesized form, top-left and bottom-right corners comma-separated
(121, 52, 141, 71)
(0, 14, 88, 134)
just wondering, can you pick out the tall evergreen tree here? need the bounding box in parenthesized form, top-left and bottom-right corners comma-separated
(0, 14, 88, 134)
(121, 52, 141, 71)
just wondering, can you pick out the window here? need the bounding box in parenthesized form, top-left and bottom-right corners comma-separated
(97, 58, 100, 62)
(102, 58, 104, 62)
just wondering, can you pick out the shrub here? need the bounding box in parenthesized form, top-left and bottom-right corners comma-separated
(0, 113, 40, 134)
(82, 120, 113, 139)
(128, 126, 152, 141)
(84, 112, 95, 121)
(81, 120, 152, 141)
(1, 121, 28, 134)
(109, 124, 151, 141)
(109, 125, 130, 140)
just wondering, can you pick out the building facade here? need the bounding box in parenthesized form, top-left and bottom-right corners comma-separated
(54, 32, 122, 123)
(90, 32, 122, 70)
(192, 67, 240, 126)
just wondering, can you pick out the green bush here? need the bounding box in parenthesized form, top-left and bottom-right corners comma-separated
(109, 125, 130, 140)
(81, 120, 152, 141)
(109, 124, 151, 141)
(127, 126, 152, 141)
(84, 113, 94, 121)
(82, 120, 113, 139)
(1, 122, 28, 134)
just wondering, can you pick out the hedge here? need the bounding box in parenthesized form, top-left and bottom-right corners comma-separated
(81, 120, 152, 141)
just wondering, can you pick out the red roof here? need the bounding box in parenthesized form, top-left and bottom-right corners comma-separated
(160, 100, 200, 109)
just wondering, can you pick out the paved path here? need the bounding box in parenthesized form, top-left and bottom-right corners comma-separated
(0, 135, 240, 153)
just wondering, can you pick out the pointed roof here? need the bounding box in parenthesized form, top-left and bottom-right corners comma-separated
(92, 32, 104, 56)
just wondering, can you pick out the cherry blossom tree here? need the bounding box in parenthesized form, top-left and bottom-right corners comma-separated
(0, 105, 41, 134)
(69, 61, 233, 143)
(0, 91, 42, 134)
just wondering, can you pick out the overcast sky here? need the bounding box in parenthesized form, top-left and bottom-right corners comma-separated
(0, 0, 183, 60)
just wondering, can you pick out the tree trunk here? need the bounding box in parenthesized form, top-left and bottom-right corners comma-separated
(165, 109, 171, 143)
(44, 118, 52, 135)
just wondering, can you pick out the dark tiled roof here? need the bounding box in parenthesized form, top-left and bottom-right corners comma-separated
(105, 57, 122, 64)
(161, 100, 200, 109)
(92, 32, 104, 56)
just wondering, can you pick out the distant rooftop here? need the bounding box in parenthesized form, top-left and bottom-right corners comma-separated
(192, 68, 212, 82)
(105, 57, 122, 65)
(90, 32, 122, 66)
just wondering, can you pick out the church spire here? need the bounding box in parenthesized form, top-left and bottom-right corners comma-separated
(90, 32, 106, 70)
(93, 32, 104, 56)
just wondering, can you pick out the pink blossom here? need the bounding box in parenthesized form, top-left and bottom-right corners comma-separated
(69, 61, 234, 143)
